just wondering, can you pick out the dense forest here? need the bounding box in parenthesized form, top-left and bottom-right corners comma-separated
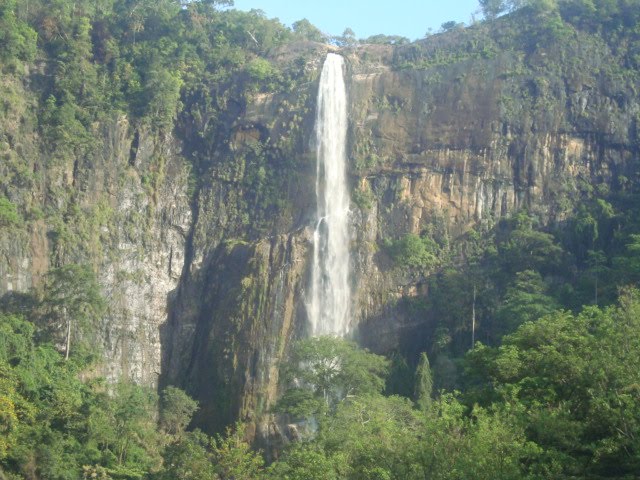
(2, 0, 640, 478)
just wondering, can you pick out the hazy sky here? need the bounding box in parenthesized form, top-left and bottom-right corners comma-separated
(230, 0, 482, 40)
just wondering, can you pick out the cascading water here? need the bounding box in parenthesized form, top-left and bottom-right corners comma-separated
(308, 53, 351, 336)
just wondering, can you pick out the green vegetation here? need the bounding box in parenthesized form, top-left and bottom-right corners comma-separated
(0, 0, 37, 65)
(275, 337, 389, 418)
(0, 0, 313, 256)
(0, 314, 264, 479)
(0, 312, 161, 478)
(3, 293, 640, 478)
(0, 196, 22, 227)
(266, 302, 640, 478)
(385, 233, 441, 269)
(350, 184, 375, 211)
(0, 276, 264, 479)
(40, 264, 106, 360)
(0, 0, 639, 478)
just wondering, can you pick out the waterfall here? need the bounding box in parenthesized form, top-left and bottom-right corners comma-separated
(308, 53, 351, 336)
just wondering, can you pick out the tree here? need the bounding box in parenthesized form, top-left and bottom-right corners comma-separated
(40, 264, 106, 360)
(0, 0, 37, 63)
(0, 315, 38, 462)
(291, 18, 325, 42)
(362, 34, 409, 45)
(479, 0, 508, 18)
(276, 337, 389, 417)
(318, 394, 422, 480)
(212, 423, 264, 480)
(333, 28, 356, 47)
(414, 352, 433, 411)
(440, 20, 464, 32)
(266, 444, 336, 480)
(386, 233, 439, 270)
(158, 430, 217, 480)
(110, 382, 161, 471)
(464, 290, 640, 477)
(613, 234, 640, 284)
(480, 0, 540, 19)
(416, 395, 539, 480)
(159, 386, 199, 437)
(586, 249, 607, 305)
(494, 214, 564, 276)
(494, 270, 558, 335)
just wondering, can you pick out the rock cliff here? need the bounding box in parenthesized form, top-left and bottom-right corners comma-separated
(1, 8, 639, 437)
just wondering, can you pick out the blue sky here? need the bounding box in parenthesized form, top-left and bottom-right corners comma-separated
(230, 0, 482, 41)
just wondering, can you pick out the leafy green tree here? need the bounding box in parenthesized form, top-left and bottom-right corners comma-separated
(465, 290, 640, 477)
(143, 65, 184, 129)
(440, 20, 464, 31)
(362, 34, 409, 45)
(291, 18, 325, 42)
(0, 316, 37, 462)
(425, 267, 481, 356)
(494, 214, 564, 276)
(318, 394, 422, 479)
(385, 352, 414, 397)
(243, 57, 280, 93)
(0, 0, 37, 64)
(40, 264, 106, 360)
(494, 270, 558, 335)
(480, 0, 556, 18)
(157, 430, 217, 480)
(416, 395, 540, 480)
(212, 423, 264, 480)
(613, 234, 640, 285)
(586, 249, 607, 304)
(480, 0, 509, 18)
(277, 337, 389, 417)
(266, 444, 336, 480)
(333, 28, 357, 47)
(159, 386, 199, 437)
(86, 381, 163, 475)
(110, 382, 161, 471)
(0, 314, 93, 478)
(414, 352, 433, 411)
(386, 233, 439, 269)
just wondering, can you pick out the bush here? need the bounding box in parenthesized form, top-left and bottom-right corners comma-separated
(0, 196, 22, 227)
(385, 233, 439, 269)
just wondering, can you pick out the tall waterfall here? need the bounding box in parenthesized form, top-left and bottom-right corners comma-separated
(308, 53, 351, 336)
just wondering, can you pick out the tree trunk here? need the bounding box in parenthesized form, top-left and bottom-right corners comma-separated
(65, 308, 71, 360)
(471, 285, 476, 349)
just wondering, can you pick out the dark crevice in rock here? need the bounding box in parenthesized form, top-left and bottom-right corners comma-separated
(128, 130, 140, 167)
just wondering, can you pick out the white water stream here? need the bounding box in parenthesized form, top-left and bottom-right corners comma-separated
(308, 53, 351, 336)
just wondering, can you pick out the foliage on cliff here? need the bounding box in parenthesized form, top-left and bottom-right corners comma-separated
(0, 0, 312, 268)
(1, 0, 640, 478)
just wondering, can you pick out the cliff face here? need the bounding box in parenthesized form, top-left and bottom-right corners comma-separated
(0, 78, 192, 386)
(161, 20, 639, 434)
(1, 10, 639, 436)
(344, 24, 640, 349)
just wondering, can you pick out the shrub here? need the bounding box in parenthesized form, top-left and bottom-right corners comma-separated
(0, 196, 22, 227)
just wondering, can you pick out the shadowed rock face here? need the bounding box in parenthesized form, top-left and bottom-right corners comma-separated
(2, 15, 639, 438)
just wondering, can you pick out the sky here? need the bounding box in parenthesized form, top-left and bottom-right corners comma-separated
(230, 0, 482, 41)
